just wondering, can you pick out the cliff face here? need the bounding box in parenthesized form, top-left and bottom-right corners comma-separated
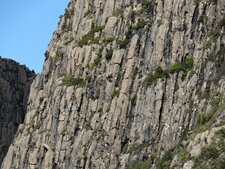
(0, 58, 35, 165)
(2, 0, 225, 168)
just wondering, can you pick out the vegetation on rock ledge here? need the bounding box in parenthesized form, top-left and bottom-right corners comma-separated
(61, 76, 86, 88)
(143, 57, 194, 86)
(78, 26, 105, 47)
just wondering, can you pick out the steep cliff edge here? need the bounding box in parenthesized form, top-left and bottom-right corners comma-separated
(2, 0, 225, 168)
(0, 57, 35, 165)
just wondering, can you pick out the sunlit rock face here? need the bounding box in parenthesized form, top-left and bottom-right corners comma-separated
(0, 57, 35, 165)
(2, 0, 225, 168)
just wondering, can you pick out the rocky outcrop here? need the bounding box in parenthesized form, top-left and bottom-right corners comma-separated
(0, 57, 35, 165)
(2, 0, 225, 168)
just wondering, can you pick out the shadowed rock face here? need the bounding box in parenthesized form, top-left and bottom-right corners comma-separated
(2, 0, 225, 168)
(0, 57, 35, 165)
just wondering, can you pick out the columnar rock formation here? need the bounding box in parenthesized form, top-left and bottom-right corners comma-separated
(0, 57, 35, 165)
(2, 0, 225, 168)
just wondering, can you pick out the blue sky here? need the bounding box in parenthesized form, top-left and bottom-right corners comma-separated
(0, 0, 70, 73)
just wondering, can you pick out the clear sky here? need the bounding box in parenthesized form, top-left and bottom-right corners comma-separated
(0, 0, 70, 73)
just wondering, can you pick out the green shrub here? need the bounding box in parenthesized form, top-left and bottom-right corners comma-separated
(154, 141, 192, 169)
(105, 49, 113, 60)
(29, 141, 36, 148)
(156, 148, 174, 169)
(131, 94, 137, 106)
(169, 57, 194, 73)
(211, 95, 223, 107)
(143, 72, 156, 86)
(216, 104, 225, 113)
(103, 37, 115, 43)
(64, 38, 75, 46)
(135, 19, 147, 30)
(118, 26, 134, 49)
(169, 63, 184, 73)
(90, 26, 105, 33)
(126, 26, 134, 39)
(34, 120, 43, 130)
(64, 9, 71, 19)
(90, 63, 95, 71)
(195, 103, 225, 133)
(199, 146, 219, 160)
(118, 39, 129, 49)
(37, 85, 44, 91)
(16, 128, 24, 137)
(219, 17, 225, 27)
(209, 157, 225, 169)
(202, 41, 212, 50)
(115, 73, 122, 87)
(143, 66, 169, 86)
(39, 97, 44, 104)
(215, 129, 225, 138)
(199, 15, 209, 23)
(61, 76, 86, 87)
(84, 10, 92, 17)
(143, 58, 194, 86)
(129, 158, 152, 169)
(78, 26, 105, 47)
(129, 160, 143, 169)
(140, 159, 152, 169)
(130, 11, 136, 22)
(85, 120, 92, 130)
(213, 61, 225, 83)
(141, 0, 154, 13)
(113, 9, 123, 17)
(61, 128, 67, 136)
(157, 19, 164, 27)
(193, 0, 201, 5)
(112, 90, 120, 98)
(209, 30, 220, 41)
(94, 52, 102, 66)
(127, 143, 151, 153)
(193, 134, 225, 169)
(181, 57, 194, 70)
(197, 112, 215, 126)
(141, 0, 152, 6)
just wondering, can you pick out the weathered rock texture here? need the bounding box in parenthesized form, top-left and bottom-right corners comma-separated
(0, 57, 35, 165)
(2, 0, 225, 168)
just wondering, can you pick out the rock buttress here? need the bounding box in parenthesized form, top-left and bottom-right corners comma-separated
(2, 0, 225, 168)
(0, 57, 35, 165)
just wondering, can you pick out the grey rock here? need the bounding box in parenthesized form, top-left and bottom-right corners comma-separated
(2, 0, 225, 168)
(0, 57, 35, 165)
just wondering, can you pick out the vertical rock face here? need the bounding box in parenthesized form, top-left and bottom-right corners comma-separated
(0, 58, 35, 165)
(2, 0, 225, 168)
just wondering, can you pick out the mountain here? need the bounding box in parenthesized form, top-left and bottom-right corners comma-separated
(0, 57, 35, 165)
(1, 0, 225, 168)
